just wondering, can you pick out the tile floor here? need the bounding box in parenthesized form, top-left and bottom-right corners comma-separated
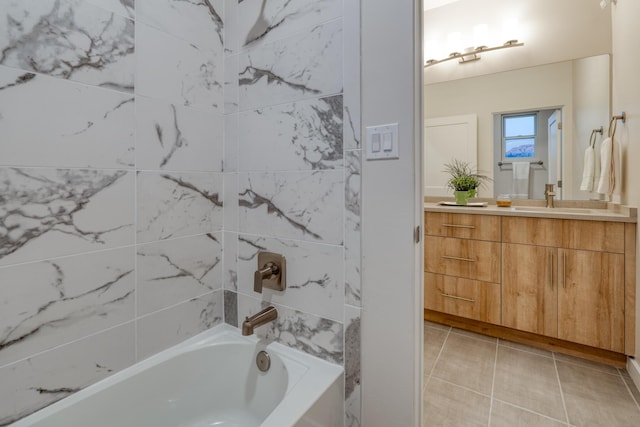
(424, 321, 640, 426)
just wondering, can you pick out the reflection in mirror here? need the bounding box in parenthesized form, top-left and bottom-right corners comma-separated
(423, 0, 612, 201)
(425, 55, 610, 200)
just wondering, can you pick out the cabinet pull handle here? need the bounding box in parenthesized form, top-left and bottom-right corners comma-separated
(442, 255, 476, 262)
(562, 252, 567, 289)
(549, 251, 553, 290)
(442, 224, 475, 229)
(441, 293, 476, 303)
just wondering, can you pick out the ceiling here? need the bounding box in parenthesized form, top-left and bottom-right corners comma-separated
(424, 0, 460, 11)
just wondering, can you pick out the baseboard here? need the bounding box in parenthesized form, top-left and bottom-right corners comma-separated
(627, 357, 640, 390)
(425, 310, 628, 367)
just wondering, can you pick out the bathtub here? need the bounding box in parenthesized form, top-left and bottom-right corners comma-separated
(11, 324, 344, 427)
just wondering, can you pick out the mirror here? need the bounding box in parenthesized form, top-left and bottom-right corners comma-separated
(423, 0, 612, 200)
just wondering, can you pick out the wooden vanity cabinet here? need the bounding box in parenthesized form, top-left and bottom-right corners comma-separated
(425, 211, 635, 357)
(502, 217, 626, 353)
(424, 213, 501, 324)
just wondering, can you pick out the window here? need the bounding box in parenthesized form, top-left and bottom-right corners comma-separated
(502, 113, 537, 160)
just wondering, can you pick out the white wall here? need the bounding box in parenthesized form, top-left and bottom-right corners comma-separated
(572, 55, 611, 200)
(611, 0, 640, 361)
(362, 1, 422, 426)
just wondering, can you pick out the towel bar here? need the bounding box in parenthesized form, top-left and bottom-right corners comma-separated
(497, 160, 543, 167)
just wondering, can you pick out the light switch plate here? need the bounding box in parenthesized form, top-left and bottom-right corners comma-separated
(366, 123, 399, 160)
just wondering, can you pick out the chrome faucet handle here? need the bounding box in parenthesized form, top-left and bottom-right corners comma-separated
(544, 184, 556, 208)
(253, 252, 286, 294)
(254, 263, 278, 293)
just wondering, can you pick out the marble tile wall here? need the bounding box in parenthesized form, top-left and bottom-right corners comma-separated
(223, 0, 362, 425)
(0, 0, 224, 423)
(0, 0, 361, 424)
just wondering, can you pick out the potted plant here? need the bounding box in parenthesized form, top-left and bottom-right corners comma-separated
(443, 159, 490, 205)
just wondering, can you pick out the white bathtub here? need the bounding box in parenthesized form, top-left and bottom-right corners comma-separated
(11, 324, 344, 427)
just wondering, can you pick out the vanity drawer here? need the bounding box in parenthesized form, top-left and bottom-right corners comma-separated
(425, 212, 501, 242)
(425, 236, 500, 283)
(424, 273, 501, 324)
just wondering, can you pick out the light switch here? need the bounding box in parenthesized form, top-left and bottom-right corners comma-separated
(372, 133, 381, 152)
(383, 132, 393, 151)
(366, 123, 399, 160)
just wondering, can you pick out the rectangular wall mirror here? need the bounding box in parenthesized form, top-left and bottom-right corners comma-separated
(423, 0, 612, 201)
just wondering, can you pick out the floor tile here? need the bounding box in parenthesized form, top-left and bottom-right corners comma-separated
(490, 399, 567, 427)
(424, 326, 448, 377)
(493, 346, 567, 421)
(431, 332, 496, 395)
(425, 320, 451, 332)
(451, 328, 498, 343)
(557, 361, 640, 426)
(620, 370, 640, 407)
(498, 339, 553, 358)
(424, 377, 491, 427)
(554, 352, 620, 376)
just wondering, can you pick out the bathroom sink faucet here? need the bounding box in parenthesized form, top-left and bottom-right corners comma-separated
(545, 183, 556, 208)
(242, 306, 278, 336)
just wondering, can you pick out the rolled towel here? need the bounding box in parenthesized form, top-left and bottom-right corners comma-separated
(596, 137, 614, 194)
(580, 145, 595, 192)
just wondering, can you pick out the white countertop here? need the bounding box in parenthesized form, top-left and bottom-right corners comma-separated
(424, 202, 637, 223)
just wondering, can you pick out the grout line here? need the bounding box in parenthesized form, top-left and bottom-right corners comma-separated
(497, 338, 554, 359)
(0, 319, 136, 371)
(424, 325, 451, 391)
(428, 377, 492, 399)
(449, 328, 498, 344)
(492, 398, 572, 426)
(236, 231, 345, 249)
(487, 340, 499, 426)
(553, 352, 571, 425)
(0, 63, 134, 97)
(617, 368, 640, 410)
(0, 231, 225, 271)
(552, 355, 622, 377)
(133, 72, 139, 362)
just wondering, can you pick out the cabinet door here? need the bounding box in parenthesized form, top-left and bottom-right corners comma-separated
(502, 243, 557, 337)
(558, 249, 625, 352)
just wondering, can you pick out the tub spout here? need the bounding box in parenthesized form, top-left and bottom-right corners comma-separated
(242, 306, 278, 336)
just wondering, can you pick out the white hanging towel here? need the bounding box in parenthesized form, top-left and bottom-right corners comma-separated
(597, 137, 614, 195)
(512, 161, 531, 199)
(579, 145, 595, 192)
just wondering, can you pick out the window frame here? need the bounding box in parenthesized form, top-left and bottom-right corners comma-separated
(501, 112, 539, 162)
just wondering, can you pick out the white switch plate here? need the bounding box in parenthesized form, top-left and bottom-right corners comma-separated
(366, 123, 399, 160)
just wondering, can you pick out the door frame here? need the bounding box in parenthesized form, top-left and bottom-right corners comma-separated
(360, 0, 424, 425)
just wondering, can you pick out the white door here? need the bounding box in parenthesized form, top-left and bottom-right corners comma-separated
(424, 114, 478, 197)
(547, 110, 562, 199)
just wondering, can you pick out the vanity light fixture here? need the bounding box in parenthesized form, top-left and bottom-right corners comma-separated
(600, 0, 617, 9)
(424, 39, 524, 68)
